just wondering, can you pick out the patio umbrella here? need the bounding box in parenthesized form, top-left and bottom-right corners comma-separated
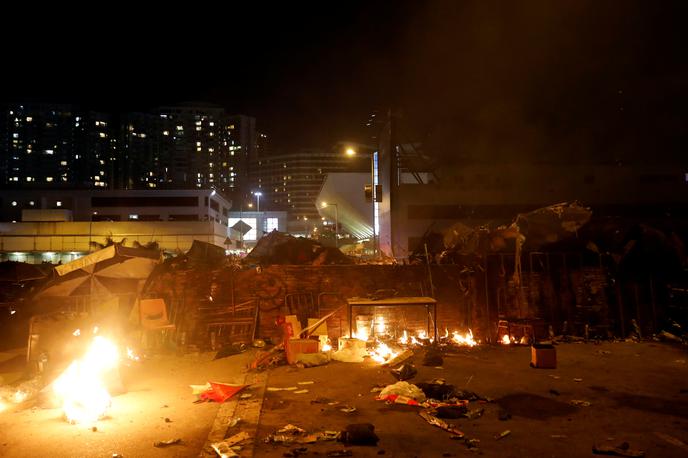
(0, 261, 49, 283)
(35, 244, 160, 298)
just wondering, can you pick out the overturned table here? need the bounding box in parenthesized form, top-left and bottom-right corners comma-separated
(346, 296, 438, 340)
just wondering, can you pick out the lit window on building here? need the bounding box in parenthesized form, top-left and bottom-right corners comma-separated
(60, 161, 67, 166)
(129, 214, 139, 220)
(99, 132, 106, 138)
(176, 125, 183, 131)
(56, 201, 62, 207)
(26, 117, 32, 122)
(11, 201, 17, 206)
(29, 201, 35, 206)
(45, 149, 54, 155)
(266, 217, 279, 233)
(163, 130, 169, 136)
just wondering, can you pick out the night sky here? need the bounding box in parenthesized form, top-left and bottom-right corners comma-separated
(2, 1, 686, 161)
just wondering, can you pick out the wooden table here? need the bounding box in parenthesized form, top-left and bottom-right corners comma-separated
(346, 296, 438, 339)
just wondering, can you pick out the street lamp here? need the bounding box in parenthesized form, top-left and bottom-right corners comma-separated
(321, 202, 339, 248)
(253, 191, 262, 212)
(345, 146, 377, 258)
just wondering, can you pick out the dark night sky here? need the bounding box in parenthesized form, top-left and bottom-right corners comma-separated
(2, 1, 687, 161)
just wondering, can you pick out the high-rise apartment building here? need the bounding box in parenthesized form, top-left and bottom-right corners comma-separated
(1, 102, 257, 198)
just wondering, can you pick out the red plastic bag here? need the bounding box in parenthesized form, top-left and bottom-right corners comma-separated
(199, 382, 247, 403)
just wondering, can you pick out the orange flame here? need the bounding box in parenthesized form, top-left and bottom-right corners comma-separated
(369, 341, 399, 363)
(53, 335, 119, 424)
(501, 334, 512, 345)
(451, 329, 478, 346)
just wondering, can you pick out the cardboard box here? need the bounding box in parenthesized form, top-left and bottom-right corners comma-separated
(286, 338, 319, 365)
(531, 343, 557, 369)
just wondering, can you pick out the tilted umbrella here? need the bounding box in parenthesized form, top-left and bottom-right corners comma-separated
(35, 244, 160, 298)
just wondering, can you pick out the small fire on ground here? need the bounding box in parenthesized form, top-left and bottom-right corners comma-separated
(350, 319, 479, 364)
(52, 329, 138, 425)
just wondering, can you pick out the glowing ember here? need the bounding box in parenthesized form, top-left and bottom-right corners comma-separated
(126, 347, 140, 362)
(398, 330, 409, 345)
(319, 335, 332, 352)
(451, 329, 477, 347)
(369, 341, 398, 363)
(501, 334, 512, 345)
(53, 335, 119, 424)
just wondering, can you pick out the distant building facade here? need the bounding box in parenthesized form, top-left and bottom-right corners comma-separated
(0, 102, 257, 198)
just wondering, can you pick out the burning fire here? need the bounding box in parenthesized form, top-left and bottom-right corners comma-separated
(501, 334, 512, 345)
(53, 335, 119, 424)
(451, 329, 478, 347)
(374, 316, 387, 335)
(399, 330, 409, 345)
(369, 341, 398, 363)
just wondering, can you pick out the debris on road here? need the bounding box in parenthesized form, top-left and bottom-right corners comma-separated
(419, 410, 464, 437)
(378, 381, 426, 402)
(495, 430, 511, 440)
(390, 364, 417, 381)
(268, 386, 298, 391)
(298, 381, 315, 385)
(153, 438, 182, 448)
(338, 423, 379, 445)
(592, 441, 645, 457)
(569, 400, 591, 407)
(294, 389, 309, 394)
(195, 382, 248, 403)
(463, 407, 484, 419)
(340, 406, 357, 413)
(382, 349, 414, 367)
(573, 378, 583, 382)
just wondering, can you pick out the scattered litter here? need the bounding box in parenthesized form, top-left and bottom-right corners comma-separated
(211, 440, 239, 458)
(296, 352, 330, 367)
(279, 425, 307, 435)
(653, 432, 688, 452)
(268, 387, 299, 392)
(196, 382, 248, 403)
(592, 442, 645, 457)
(495, 430, 511, 440)
(239, 393, 253, 399)
(463, 407, 484, 420)
(435, 405, 467, 419)
(370, 386, 384, 393)
(548, 375, 561, 379)
(419, 410, 464, 437)
(379, 381, 426, 402)
(340, 406, 357, 413)
(294, 389, 309, 394)
(569, 400, 591, 407)
(190, 383, 212, 394)
(228, 418, 241, 428)
(339, 423, 379, 445)
(327, 451, 353, 457)
(416, 380, 455, 401)
(153, 438, 182, 448)
(573, 378, 583, 382)
(224, 431, 251, 446)
(390, 364, 417, 381)
(298, 381, 315, 385)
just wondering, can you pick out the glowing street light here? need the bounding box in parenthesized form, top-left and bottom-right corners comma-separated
(344, 145, 377, 258)
(321, 202, 339, 248)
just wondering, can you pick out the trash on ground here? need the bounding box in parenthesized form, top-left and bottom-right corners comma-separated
(196, 382, 248, 403)
(294, 389, 309, 394)
(495, 430, 511, 440)
(463, 407, 485, 419)
(153, 438, 182, 447)
(419, 410, 464, 437)
(326, 450, 353, 457)
(390, 364, 417, 381)
(268, 386, 298, 392)
(435, 405, 467, 419)
(569, 400, 591, 407)
(339, 423, 379, 445)
(378, 381, 426, 402)
(239, 393, 253, 399)
(340, 406, 357, 413)
(298, 381, 315, 385)
(592, 442, 645, 457)
(531, 343, 557, 368)
(548, 375, 561, 379)
(296, 352, 330, 367)
(416, 380, 455, 400)
(573, 378, 583, 382)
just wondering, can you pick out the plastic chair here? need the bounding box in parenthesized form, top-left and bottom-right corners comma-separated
(139, 298, 175, 348)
